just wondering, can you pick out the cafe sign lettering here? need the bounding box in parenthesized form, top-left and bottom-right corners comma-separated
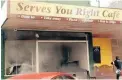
(10, 1, 122, 21)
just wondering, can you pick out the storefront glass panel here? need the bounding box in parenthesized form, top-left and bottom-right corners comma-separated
(5, 40, 36, 76)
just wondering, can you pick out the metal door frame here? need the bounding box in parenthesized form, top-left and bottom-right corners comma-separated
(36, 40, 90, 73)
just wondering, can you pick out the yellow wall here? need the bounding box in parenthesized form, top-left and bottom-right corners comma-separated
(93, 38, 113, 67)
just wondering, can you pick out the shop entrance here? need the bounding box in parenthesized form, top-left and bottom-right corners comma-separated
(36, 40, 90, 78)
(4, 30, 93, 79)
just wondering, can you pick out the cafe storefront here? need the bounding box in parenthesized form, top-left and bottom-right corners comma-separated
(2, 1, 122, 79)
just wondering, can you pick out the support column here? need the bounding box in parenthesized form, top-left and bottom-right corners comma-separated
(1, 29, 5, 79)
(86, 32, 94, 76)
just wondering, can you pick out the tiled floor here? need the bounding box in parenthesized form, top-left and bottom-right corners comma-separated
(96, 76, 116, 79)
(95, 73, 116, 79)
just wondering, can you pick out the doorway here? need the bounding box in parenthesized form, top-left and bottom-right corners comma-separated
(36, 40, 90, 74)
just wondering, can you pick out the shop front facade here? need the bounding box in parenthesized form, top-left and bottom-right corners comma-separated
(2, 0, 122, 79)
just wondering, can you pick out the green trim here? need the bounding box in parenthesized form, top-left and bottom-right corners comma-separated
(1, 30, 5, 79)
(86, 32, 94, 75)
(1, 18, 8, 28)
(45, 1, 90, 6)
(1, 0, 5, 8)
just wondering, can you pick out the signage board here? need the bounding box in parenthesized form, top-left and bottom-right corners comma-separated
(10, 1, 122, 24)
